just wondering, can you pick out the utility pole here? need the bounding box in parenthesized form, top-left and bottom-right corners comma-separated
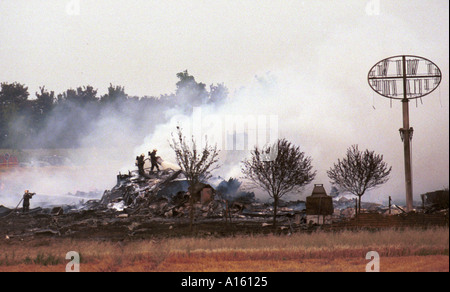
(389, 196, 392, 215)
(368, 55, 442, 212)
(400, 55, 414, 212)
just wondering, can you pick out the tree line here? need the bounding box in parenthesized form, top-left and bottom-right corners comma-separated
(0, 70, 229, 149)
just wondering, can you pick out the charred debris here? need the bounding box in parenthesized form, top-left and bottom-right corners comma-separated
(100, 169, 307, 222)
(1, 166, 448, 240)
(0, 168, 312, 240)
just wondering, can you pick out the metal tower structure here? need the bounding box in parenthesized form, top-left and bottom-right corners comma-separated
(368, 55, 442, 212)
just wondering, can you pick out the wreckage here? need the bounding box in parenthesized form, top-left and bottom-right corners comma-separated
(1, 163, 448, 240)
(100, 169, 307, 222)
(100, 169, 225, 219)
(0, 167, 312, 240)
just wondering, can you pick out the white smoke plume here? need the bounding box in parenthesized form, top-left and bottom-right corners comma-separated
(1, 68, 448, 208)
(136, 69, 449, 204)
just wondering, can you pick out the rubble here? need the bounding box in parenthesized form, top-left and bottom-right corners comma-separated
(1, 164, 448, 240)
(100, 169, 184, 207)
(421, 190, 449, 213)
(0, 205, 11, 218)
(100, 169, 274, 221)
(332, 196, 386, 219)
(50, 207, 64, 216)
(0, 167, 312, 240)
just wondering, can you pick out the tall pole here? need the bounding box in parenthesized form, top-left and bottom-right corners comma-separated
(401, 56, 414, 212)
(368, 55, 442, 213)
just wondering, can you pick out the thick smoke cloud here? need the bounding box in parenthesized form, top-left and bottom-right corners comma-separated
(1, 67, 448, 208)
(0, 77, 228, 207)
(135, 69, 449, 204)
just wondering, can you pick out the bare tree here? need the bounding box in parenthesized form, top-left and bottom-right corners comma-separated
(170, 126, 220, 231)
(170, 126, 220, 185)
(327, 145, 392, 214)
(241, 139, 316, 230)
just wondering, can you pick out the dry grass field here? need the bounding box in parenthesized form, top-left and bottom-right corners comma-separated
(0, 228, 448, 272)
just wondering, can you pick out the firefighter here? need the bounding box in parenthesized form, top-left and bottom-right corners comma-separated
(136, 154, 146, 176)
(149, 149, 160, 173)
(23, 190, 35, 213)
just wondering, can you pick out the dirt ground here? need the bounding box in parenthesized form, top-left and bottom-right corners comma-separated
(0, 228, 448, 272)
(0, 255, 447, 272)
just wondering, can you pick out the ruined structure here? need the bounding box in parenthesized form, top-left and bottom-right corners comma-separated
(1, 163, 447, 240)
(421, 190, 449, 212)
(306, 184, 334, 225)
(100, 169, 225, 219)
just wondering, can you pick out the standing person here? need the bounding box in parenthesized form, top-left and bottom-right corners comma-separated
(136, 154, 146, 176)
(149, 149, 160, 173)
(23, 190, 35, 213)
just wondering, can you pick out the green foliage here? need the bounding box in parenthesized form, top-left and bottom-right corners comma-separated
(0, 71, 228, 149)
(101, 84, 127, 104)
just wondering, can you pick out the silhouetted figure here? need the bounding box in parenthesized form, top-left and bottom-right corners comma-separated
(136, 154, 146, 176)
(149, 149, 160, 173)
(23, 190, 35, 213)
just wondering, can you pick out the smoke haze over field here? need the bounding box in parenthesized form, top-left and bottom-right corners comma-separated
(0, 0, 448, 207)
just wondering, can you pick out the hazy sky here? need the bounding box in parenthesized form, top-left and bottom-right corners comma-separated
(1, 0, 448, 203)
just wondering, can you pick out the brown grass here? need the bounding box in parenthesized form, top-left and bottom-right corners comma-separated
(0, 228, 448, 272)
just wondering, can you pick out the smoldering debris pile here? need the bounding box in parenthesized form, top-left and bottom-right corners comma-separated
(332, 196, 386, 218)
(98, 171, 303, 221)
(0, 168, 304, 225)
(99, 169, 226, 219)
(0, 169, 308, 240)
(2, 166, 448, 240)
